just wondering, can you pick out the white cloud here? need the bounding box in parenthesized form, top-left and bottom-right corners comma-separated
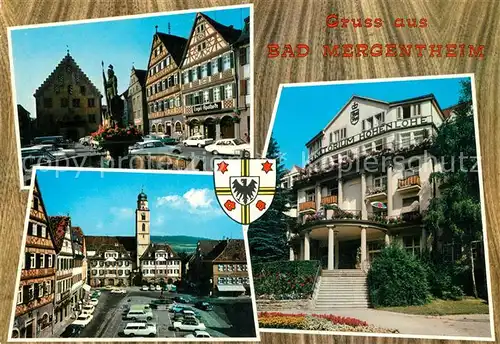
(156, 188, 221, 217)
(109, 207, 134, 219)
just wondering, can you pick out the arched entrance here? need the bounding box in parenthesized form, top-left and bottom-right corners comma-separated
(175, 122, 182, 135)
(157, 123, 164, 133)
(165, 123, 172, 136)
(204, 118, 216, 139)
(220, 116, 235, 139)
(151, 124, 157, 133)
(189, 119, 200, 136)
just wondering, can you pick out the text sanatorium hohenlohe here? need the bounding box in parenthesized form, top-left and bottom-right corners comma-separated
(268, 14, 485, 59)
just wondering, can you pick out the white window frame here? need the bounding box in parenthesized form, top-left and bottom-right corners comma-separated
(30, 253, 36, 269)
(28, 284, 34, 300)
(222, 53, 231, 71)
(40, 254, 45, 268)
(41, 226, 46, 238)
(17, 287, 22, 305)
(201, 64, 208, 78)
(203, 90, 210, 103)
(32, 223, 38, 236)
(373, 176, 387, 188)
(224, 84, 233, 99)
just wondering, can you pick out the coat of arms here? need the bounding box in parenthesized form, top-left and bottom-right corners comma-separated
(214, 158, 276, 225)
(350, 101, 360, 125)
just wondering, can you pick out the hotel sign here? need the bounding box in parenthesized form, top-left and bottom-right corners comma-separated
(311, 116, 431, 161)
(193, 101, 222, 113)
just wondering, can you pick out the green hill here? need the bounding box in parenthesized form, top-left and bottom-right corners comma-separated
(151, 235, 212, 253)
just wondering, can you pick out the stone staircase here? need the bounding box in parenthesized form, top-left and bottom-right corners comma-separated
(314, 269, 370, 309)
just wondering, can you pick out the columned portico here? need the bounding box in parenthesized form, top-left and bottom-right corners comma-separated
(338, 178, 343, 207)
(327, 225, 335, 270)
(315, 182, 322, 211)
(361, 173, 367, 220)
(360, 225, 367, 267)
(304, 232, 310, 260)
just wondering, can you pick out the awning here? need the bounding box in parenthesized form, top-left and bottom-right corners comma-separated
(401, 200, 419, 214)
(217, 284, 246, 292)
(82, 284, 91, 292)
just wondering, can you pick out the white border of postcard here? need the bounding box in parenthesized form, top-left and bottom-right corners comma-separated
(8, 3, 255, 191)
(8, 166, 261, 342)
(260, 73, 495, 342)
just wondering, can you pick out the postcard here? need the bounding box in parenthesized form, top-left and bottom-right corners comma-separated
(8, 4, 253, 189)
(8, 167, 259, 341)
(247, 74, 495, 341)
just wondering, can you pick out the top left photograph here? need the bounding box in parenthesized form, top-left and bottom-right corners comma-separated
(8, 4, 253, 189)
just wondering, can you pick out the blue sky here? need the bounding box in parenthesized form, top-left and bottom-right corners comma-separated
(35, 169, 242, 239)
(10, 6, 250, 117)
(271, 77, 471, 169)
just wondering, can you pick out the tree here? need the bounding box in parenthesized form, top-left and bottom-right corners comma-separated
(248, 136, 290, 264)
(424, 80, 483, 298)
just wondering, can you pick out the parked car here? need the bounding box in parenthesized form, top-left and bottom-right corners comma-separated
(155, 285, 162, 291)
(33, 135, 65, 146)
(88, 298, 99, 306)
(184, 330, 212, 338)
(182, 135, 214, 147)
(32, 144, 77, 158)
(149, 285, 156, 291)
(21, 147, 56, 171)
(123, 322, 157, 337)
(172, 318, 206, 332)
(90, 138, 100, 149)
(81, 304, 95, 315)
(60, 324, 83, 338)
(79, 136, 92, 146)
(124, 308, 153, 321)
(164, 284, 177, 292)
(111, 288, 127, 294)
(149, 299, 172, 309)
(73, 313, 93, 327)
(173, 309, 200, 321)
(194, 301, 213, 311)
(169, 304, 188, 313)
(129, 140, 182, 155)
(161, 137, 178, 145)
(204, 138, 251, 156)
(173, 296, 189, 303)
(141, 285, 149, 291)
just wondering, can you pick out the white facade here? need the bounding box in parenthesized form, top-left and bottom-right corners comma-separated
(289, 94, 446, 270)
(140, 248, 182, 281)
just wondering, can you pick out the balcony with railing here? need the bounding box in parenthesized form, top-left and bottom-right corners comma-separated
(299, 201, 316, 213)
(320, 194, 338, 206)
(365, 184, 388, 201)
(397, 175, 421, 192)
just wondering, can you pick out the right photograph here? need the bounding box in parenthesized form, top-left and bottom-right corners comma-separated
(248, 74, 495, 340)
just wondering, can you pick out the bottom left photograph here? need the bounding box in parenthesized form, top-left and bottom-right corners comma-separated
(8, 167, 258, 341)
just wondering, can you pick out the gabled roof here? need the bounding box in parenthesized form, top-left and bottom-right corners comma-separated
(49, 216, 70, 253)
(213, 239, 246, 262)
(388, 93, 436, 107)
(140, 243, 179, 260)
(132, 68, 147, 87)
(233, 16, 250, 46)
(154, 32, 188, 67)
(34, 53, 102, 97)
(86, 236, 136, 252)
(305, 130, 325, 148)
(180, 12, 242, 67)
(32, 179, 58, 251)
(198, 240, 222, 255)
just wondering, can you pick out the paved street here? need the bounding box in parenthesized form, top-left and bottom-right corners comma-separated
(70, 287, 256, 339)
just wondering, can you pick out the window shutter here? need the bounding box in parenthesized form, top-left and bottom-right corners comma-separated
(197, 66, 201, 79)
(217, 58, 223, 71)
(362, 120, 365, 131)
(207, 62, 212, 76)
(25, 253, 30, 269)
(188, 70, 193, 82)
(34, 283, 39, 299)
(209, 89, 214, 102)
(397, 107, 402, 120)
(220, 86, 225, 100)
(232, 83, 236, 98)
(27, 222, 33, 236)
(229, 53, 234, 68)
(240, 80, 246, 96)
(23, 286, 29, 304)
(239, 48, 246, 65)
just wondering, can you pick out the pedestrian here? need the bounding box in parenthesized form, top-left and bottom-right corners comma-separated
(244, 132, 250, 143)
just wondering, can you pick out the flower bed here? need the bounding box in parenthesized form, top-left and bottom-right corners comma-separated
(252, 261, 320, 300)
(91, 124, 143, 142)
(258, 312, 398, 333)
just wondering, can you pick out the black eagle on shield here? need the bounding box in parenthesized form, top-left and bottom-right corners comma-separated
(231, 177, 259, 205)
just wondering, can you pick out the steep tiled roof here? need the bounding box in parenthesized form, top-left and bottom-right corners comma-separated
(85, 236, 135, 260)
(133, 69, 147, 86)
(233, 16, 250, 46)
(34, 53, 102, 97)
(140, 243, 178, 260)
(49, 216, 70, 252)
(213, 239, 246, 262)
(198, 240, 222, 255)
(155, 33, 188, 66)
(201, 13, 242, 44)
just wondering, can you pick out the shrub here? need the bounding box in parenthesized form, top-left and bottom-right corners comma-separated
(424, 260, 464, 300)
(252, 260, 320, 299)
(368, 244, 430, 307)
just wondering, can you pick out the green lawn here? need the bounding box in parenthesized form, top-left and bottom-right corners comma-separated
(379, 298, 489, 316)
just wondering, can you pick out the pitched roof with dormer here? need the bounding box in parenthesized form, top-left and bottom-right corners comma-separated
(85, 235, 135, 260)
(213, 239, 246, 262)
(139, 243, 179, 260)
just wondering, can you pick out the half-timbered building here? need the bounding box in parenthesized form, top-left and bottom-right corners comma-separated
(12, 180, 57, 339)
(180, 13, 244, 140)
(146, 31, 187, 137)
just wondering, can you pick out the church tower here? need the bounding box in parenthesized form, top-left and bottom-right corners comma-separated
(135, 189, 150, 267)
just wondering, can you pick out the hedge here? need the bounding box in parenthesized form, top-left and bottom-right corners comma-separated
(252, 260, 320, 299)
